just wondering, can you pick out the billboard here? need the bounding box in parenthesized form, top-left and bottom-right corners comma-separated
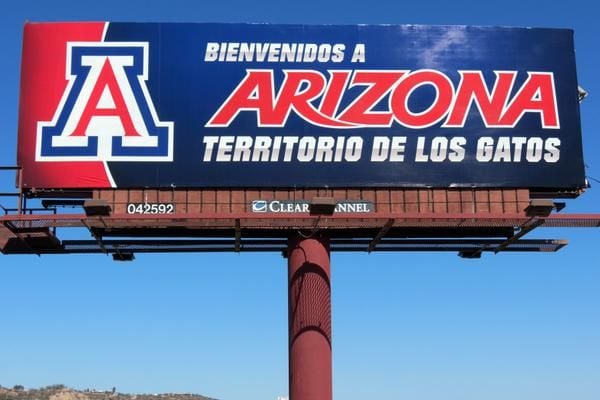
(17, 22, 586, 189)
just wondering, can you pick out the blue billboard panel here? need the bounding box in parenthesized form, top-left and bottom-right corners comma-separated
(18, 22, 585, 189)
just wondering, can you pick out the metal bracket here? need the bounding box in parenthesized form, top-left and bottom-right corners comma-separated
(367, 219, 395, 253)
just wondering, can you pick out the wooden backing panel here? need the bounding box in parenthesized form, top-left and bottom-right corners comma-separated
(245, 189, 260, 213)
(359, 190, 375, 218)
(303, 189, 319, 202)
(256, 189, 266, 202)
(346, 189, 361, 201)
(516, 189, 530, 213)
(201, 190, 216, 213)
(230, 190, 245, 213)
(173, 190, 188, 213)
(114, 190, 129, 214)
(405, 190, 419, 213)
(460, 190, 474, 214)
(447, 190, 462, 213)
(489, 190, 504, 214)
(216, 190, 231, 213)
(92, 188, 530, 217)
(331, 189, 347, 203)
(376, 190, 391, 213)
(502, 189, 517, 214)
(129, 190, 144, 203)
(144, 189, 158, 203)
(475, 190, 490, 213)
(186, 190, 201, 213)
(389, 189, 405, 213)
(418, 189, 432, 213)
(433, 189, 447, 214)
(98, 190, 114, 203)
(274, 189, 289, 201)
(360, 189, 376, 204)
(158, 189, 173, 203)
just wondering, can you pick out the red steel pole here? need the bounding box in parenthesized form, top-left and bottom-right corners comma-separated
(287, 234, 332, 400)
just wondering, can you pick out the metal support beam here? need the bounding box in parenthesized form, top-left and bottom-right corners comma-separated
(17, 167, 23, 215)
(494, 218, 544, 254)
(82, 220, 108, 254)
(234, 219, 241, 252)
(367, 218, 395, 252)
(288, 234, 332, 400)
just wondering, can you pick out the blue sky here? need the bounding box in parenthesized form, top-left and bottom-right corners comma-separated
(1, 1, 600, 400)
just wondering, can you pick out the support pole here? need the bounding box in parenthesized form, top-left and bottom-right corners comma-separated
(287, 234, 332, 400)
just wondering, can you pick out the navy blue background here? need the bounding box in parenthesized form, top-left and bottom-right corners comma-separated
(105, 23, 585, 189)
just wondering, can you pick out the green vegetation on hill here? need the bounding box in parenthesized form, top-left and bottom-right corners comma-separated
(0, 385, 216, 400)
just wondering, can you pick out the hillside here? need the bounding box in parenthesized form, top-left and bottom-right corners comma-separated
(0, 385, 216, 400)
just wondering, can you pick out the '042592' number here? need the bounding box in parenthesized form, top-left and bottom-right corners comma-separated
(126, 203, 175, 214)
